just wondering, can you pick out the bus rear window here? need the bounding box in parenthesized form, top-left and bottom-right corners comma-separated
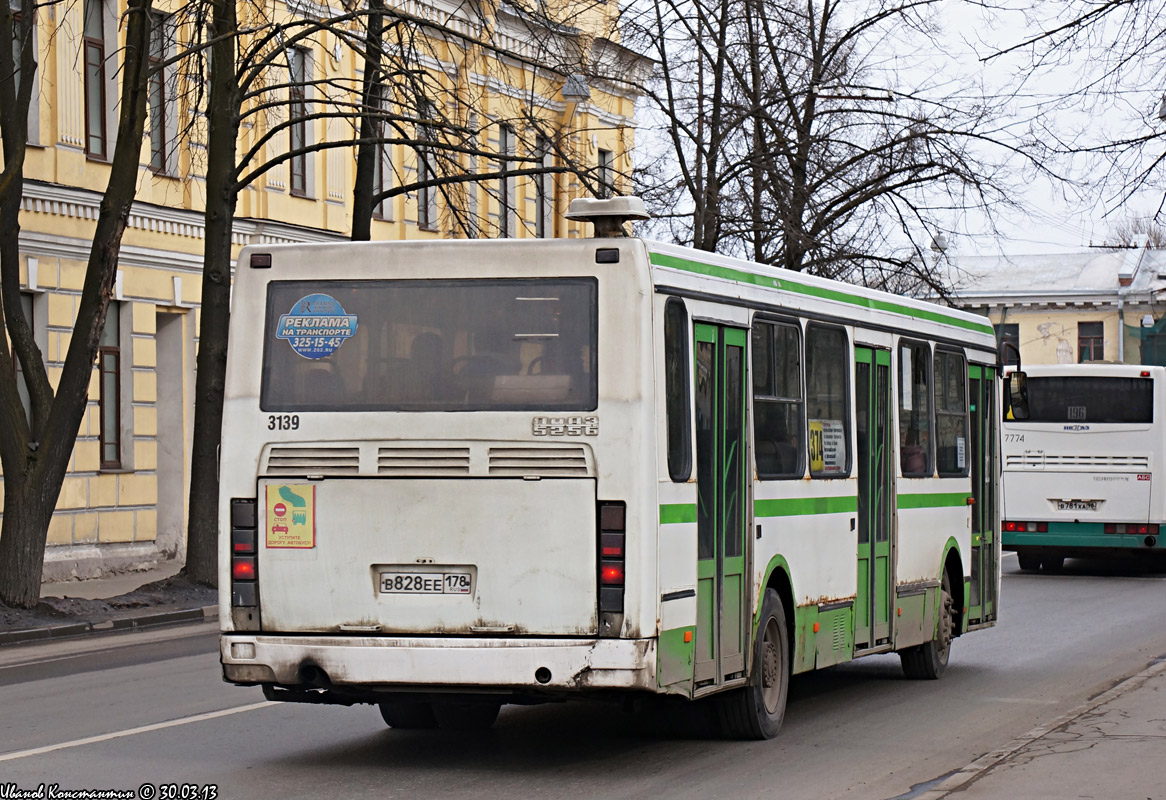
(1020, 376, 1153, 423)
(260, 278, 597, 412)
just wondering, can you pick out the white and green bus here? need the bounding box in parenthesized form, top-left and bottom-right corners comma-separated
(219, 198, 1004, 739)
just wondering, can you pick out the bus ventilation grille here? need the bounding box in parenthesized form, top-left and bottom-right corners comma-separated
(265, 446, 360, 475)
(1006, 454, 1150, 469)
(832, 613, 847, 652)
(488, 446, 590, 476)
(378, 446, 471, 475)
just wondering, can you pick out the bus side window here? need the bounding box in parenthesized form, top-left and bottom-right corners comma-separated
(664, 298, 691, 481)
(805, 324, 851, 478)
(752, 319, 805, 479)
(935, 349, 969, 477)
(899, 340, 933, 477)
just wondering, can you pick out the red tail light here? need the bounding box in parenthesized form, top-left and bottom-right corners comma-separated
(232, 556, 257, 581)
(1106, 523, 1159, 534)
(598, 501, 626, 618)
(601, 564, 625, 585)
(1004, 521, 1018, 532)
(231, 497, 259, 608)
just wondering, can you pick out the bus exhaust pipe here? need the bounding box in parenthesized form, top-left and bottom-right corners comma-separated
(1146, 536, 1157, 548)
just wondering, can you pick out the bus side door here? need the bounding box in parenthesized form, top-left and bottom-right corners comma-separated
(693, 323, 749, 686)
(855, 347, 894, 649)
(969, 364, 998, 622)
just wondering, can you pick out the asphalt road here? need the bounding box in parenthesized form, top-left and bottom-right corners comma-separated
(2, 552, 1164, 800)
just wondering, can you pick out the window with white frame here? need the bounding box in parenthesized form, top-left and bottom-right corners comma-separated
(288, 46, 309, 196)
(597, 148, 613, 198)
(147, 12, 176, 173)
(370, 83, 393, 220)
(98, 302, 122, 469)
(8, 0, 39, 144)
(496, 124, 515, 237)
(535, 135, 554, 238)
(83, 0, 107, 159)
(14, 292, 34, 428)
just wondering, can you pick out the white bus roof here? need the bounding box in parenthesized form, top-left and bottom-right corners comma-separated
(238, 236, 998, 349)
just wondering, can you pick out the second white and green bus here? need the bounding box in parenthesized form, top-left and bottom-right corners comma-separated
(1002, 363, 1166, 571)
(219, 198, 1004, 739)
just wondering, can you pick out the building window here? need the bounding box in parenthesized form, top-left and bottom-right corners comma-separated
(14, 292, 33, 428)
(535, 135, 554, 238)
(370, 84, 392, 221)
(752, 319, 805, 479)
(1078, 321, 1104, 362)
(416, 146, 436, 230)
(806, 324, 851, 478)
(934, 349, 968, 477)
(288, 47, 308, 196)
(147, 12, 170, 173)
(597, 148, 613, 198)
(98, 302, 121, 469)
(496, 124, 515, 237)
(83, 0, 107, 160)
(899, 340, 932, 477)
(664, 298, 691, 482)
(10, 2, 39, 143)
(995, 323, 1019, 366)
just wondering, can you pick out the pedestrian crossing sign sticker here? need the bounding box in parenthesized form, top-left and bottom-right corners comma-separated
(266, 484, 316, 549)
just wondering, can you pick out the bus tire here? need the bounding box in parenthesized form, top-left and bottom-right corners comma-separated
(719, 588, 789, 740)
(378, 700, 438, 729)
(1017, 551, 1041, 572)
(900, 572, 954, 680)
(432, 700, 502, 731)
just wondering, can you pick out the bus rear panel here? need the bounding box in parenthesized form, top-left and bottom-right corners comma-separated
(1002, 365, 1166, 568)
(220, 241, 660, 698)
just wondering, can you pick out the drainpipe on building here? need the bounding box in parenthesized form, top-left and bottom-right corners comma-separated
(1118, 297, 1124, 362)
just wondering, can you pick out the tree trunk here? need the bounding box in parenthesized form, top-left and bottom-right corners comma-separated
(184, 0, 239, 587)
(351, 0, 386, 242)
(0, 0, 153, 607)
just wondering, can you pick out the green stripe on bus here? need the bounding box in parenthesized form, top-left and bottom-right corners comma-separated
(649, 251, 994, 336)
(897, 492, 970, 510)
(660, 503, 697, 524)
(755, 496, 858, 517)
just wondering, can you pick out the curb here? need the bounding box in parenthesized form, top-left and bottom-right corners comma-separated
(910, 655, 1166, 799)
(0, 605, 219, 646)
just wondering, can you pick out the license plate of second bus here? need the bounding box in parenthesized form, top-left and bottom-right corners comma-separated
(1057, 500, 1098, 511)
(379, 571, 472, 595)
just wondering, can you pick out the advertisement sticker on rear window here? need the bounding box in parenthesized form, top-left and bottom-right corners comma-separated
(276, 293, 358, 359)
(266, 484, 316, 549)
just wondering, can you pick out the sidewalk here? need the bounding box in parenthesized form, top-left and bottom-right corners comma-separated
(0, 561, 218, 645)
(917, 656, 1166, 799)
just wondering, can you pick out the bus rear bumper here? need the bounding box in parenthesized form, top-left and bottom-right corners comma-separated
(221, 634, 657, 693)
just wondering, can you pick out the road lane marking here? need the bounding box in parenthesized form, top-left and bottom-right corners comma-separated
(0, 701, 276, 762)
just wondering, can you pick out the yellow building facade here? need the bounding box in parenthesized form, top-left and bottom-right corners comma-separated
(937, 248, 1166, 368)
(2, 0, 647, 580)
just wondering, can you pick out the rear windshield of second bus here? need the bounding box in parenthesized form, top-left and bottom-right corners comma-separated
(1018, 376, 1153, 423)
(260, 278, 598, 412)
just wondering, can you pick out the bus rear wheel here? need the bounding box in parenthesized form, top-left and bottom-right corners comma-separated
(719, 588, 789, 740)
(432, 700, 502, 731)
(1017, 551, 1041, 572)
(378, 699, 437, 729)
(900, 572, 954, 680)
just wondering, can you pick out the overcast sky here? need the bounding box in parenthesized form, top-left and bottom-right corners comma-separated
(937, 0, 1165, 257)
